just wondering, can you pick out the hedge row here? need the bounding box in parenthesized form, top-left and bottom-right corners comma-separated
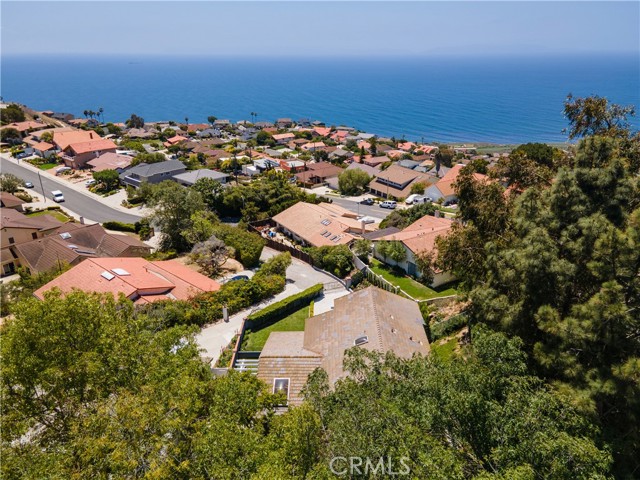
(102, 221, 137, 233)
(430, 313, 468, 341)
(247, 283, 323, 327)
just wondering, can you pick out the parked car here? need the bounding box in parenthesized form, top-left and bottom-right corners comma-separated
(55, 166, 71, 175)
(85, 179, 96, 187)
(51, 190, 65, 203)
(227, 275, 249, 283)
(24, 182, 34, 189)
(443, 199, 457, 207)
(380, 200, 397, 209)
(15, 152, 30, 159)
(360, 198, 374, 205)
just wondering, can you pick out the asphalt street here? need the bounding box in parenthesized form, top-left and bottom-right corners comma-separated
(1, 156, 143, 224)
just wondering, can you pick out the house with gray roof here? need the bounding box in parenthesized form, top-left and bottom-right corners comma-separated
(172, 169, 229, 186)
(120, 160, 186, 188)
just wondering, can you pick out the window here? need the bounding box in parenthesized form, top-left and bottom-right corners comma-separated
(273, 378, 290, 403)
(8, 237, 15, 244)
(32, 232, 38, 240)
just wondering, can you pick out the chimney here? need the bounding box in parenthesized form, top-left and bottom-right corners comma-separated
(361, 220, 366, 234)
(90, 132, 94, 139)
(434, 210, 441, 218)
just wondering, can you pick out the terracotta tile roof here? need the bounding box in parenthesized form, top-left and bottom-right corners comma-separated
(53, 130, 99, 150)
(6, 121, 47, 132)
(34, 257, 220, 301)
(313, 127, 331, 137)
(362, 155, 389, 167)
(66, 138, 118, 155)
(164, 135, 188, 146)
(258, 287, 429, 404)
(32, 141, 55, 151)
(87, 152, 133, 171)
(301, 141, 326, 150)
(379, 214, 453, 256)
(272, 133, 295, 141)
(431, 164, 488, 197)
(272, 202, 377, 247)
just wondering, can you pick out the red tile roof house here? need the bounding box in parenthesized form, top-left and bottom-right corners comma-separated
(163, 135, 188, 148)
(32, 141, 56, 159)
(301, 141, 326, 152)
(368, 164, 436, 200)
(53, 130, 99, 150)
(34, 257, 221, 304)
(424, 164, 489, 203)
(257, 286, 430, 406)
(87, 152, 134, 172)
(373, 214, 455, 287)
(272, 133, 296, 145)
(5, 121, 48, 137)
(61, 138, 118, 169)
(272, 201, 378, 247)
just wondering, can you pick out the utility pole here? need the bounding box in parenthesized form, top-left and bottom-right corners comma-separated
(38, 171, 46, 202)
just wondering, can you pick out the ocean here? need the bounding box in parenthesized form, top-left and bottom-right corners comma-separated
(2, 54, 638, 144)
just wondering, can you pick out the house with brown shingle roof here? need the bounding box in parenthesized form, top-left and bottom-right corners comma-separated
(14, 223, 152, 274)
(368, 164, 436, 200)
(0, 192, 26, 212)
(1, 208, 64, 276)
(272, 202, 377, 247)
(295, 162, 344, 185)
(34, 257, 221, 303)
(373, 214, 454, 286)
(257, 287, 430, 406)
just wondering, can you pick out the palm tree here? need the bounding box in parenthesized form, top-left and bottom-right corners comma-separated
(83, 110, 89, 118)
(98, 107, 104, 123)
(185, 117, 189, 129)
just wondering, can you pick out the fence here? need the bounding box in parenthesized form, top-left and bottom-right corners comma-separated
(248, 220, 315, 265)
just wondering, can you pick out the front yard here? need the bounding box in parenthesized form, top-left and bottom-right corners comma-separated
(241, 305, 309, 351)
(369, 258, 457, 300)
(25, 208, 71, 223)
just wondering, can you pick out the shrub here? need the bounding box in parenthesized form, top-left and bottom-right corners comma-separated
(247, 283, 323, 327)
(304, 245, 354, 278)
(13, 191, 32, 203)
(430, 313, 468, 341)
(212, 224, 265, 268)
(102, 221, 137, 233)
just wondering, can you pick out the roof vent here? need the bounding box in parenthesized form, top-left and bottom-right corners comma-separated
(112, 268, 130, 276)
(59, 232, 71, 239)
(67, 244, 78, 249)
(354, 335, 369, 346)
(391, 328, 397, 334)
(101, 271, 115, 281)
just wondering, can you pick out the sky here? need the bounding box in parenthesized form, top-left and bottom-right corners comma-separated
(1, 1, 639, 57)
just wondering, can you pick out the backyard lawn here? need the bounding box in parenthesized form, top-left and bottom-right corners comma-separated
(25, 209, 70, 222)
(241, 305, 309, 351)
(431, 337, 458, 361)
(369, 258, 457, 300)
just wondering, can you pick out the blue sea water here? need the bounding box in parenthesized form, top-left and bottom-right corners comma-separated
(1, 54, 638, 144)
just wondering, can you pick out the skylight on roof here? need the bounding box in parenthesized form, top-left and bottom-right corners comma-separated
(67, 244, 78, 249)
(354, 335, 369, 346)
(101, 271, 115, 281)
(321, 219, 331, 226)
(59, 232, 71, 239)
(112, 268, 130, 276)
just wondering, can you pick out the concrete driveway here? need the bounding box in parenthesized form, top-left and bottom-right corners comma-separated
(196, 247, 350, 366)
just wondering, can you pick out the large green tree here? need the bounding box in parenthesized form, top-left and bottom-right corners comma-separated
(145, 180, 205, 252)
(337, 168, 370, 195)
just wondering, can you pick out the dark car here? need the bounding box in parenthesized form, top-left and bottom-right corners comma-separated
(24, 182, 34, 188)
(228, 275, 249, 282)
(360, 198, 374, 205)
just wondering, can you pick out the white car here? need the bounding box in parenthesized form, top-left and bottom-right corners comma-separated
(85, 179, 96, 187)
(380, 200, 397, 209)
(51, 190, 65, 203)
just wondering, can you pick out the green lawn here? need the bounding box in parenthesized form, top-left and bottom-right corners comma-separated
(369, 258, 457, 300)
(431, 337, 458, 361)
(38, 163, 58, 170)
(241, 305, 309, 351)
(25, 209, 70, 222)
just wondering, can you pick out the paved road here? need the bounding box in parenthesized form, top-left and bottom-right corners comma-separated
(329, 196, 392, 220)
(1, 157, 142, 224)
